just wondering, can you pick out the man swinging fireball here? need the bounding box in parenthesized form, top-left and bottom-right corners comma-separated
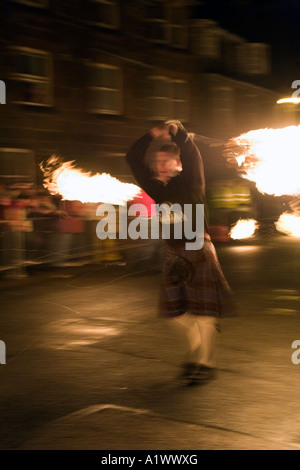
(126, 121, 235, 385)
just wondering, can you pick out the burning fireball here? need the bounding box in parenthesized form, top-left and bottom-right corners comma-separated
(224, 125, 300, 197)
(275, 212, 300, 237)
(40, 155, 140, 205)
(229, 219, 258, 240)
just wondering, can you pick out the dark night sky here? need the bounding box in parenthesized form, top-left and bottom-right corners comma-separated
(194, 0, 300, 93)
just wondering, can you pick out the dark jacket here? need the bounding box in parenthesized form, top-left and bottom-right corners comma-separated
(126, 126, 209, 246)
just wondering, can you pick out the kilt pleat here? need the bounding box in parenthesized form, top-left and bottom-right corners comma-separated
(159, 240, 235, 318)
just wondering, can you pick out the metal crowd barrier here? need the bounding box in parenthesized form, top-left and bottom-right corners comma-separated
(0, 216, 162, 279)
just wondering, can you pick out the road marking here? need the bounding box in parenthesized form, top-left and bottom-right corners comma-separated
(263, 308, 297, 315)
(274, 296, 300, 300)
(41, 403, 300, 449)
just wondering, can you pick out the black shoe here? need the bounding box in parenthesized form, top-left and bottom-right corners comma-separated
(178, 362, 198, 385)
(189, 365, 216, 385)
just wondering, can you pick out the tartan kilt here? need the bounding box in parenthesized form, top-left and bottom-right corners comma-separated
(159, 240, 235, 318)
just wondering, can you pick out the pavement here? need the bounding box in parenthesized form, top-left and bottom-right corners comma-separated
(1, 238, 300, 451)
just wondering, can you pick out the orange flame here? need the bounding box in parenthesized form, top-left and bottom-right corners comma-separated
(40, 155, 141, 205)
(275, 212, 300, 237)
(224, 125, 300, 196)
(229, 219, 258, 240)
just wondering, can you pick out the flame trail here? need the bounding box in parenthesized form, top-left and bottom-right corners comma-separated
(224, 125, 300, 196)
(40, 155, 141, 205)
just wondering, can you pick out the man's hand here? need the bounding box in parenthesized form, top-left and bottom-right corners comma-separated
(150, 124, 172, 139)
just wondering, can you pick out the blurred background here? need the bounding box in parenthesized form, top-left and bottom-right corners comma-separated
(2, 1, 300, 452)
(1, 0, 300, 277)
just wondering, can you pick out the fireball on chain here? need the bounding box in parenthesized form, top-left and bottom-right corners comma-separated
(40, 155, 141, 205)
(224, 125, 300, 197)
(229, 219, 258, 240)
(275, 212, 300, 237)
(224, 125, 300, 239)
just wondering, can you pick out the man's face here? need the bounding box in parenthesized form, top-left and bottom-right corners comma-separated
(154, 151, 181, 183)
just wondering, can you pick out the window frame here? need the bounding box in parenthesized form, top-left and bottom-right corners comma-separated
(237, 43, 270, 75)
(87, 63, 123, 115)
(238, 92, 258, 129)
(147, 5, 188, 49)
(147, 75, 189, 122)
(147, 19, 169, 44)
(85, 0, 120, 30)
(211, 86, 235, 134)
(0, 148, 36, 180)
(8, 46, 54, 107)
(167, 5, 188, 50)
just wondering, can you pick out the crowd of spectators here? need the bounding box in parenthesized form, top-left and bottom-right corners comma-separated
(0, 183, 161, 279)
(0, 182, 91, 278)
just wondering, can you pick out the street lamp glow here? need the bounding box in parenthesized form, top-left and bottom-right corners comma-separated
(277, 97, 300, 104)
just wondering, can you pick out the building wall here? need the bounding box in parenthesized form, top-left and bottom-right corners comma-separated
(0, 0, 278, 185)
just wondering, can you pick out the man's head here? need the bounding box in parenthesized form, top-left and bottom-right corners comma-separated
(153, 143, 182, 183)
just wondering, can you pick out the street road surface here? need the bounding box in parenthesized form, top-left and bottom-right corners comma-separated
(0, 236, 300, 450)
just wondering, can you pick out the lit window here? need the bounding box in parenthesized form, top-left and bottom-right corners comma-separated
(85, 0, 120, 29)
(148, 76, 189, 122)
(87, 64, 123, 114)
(8, 47, 53, 106)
